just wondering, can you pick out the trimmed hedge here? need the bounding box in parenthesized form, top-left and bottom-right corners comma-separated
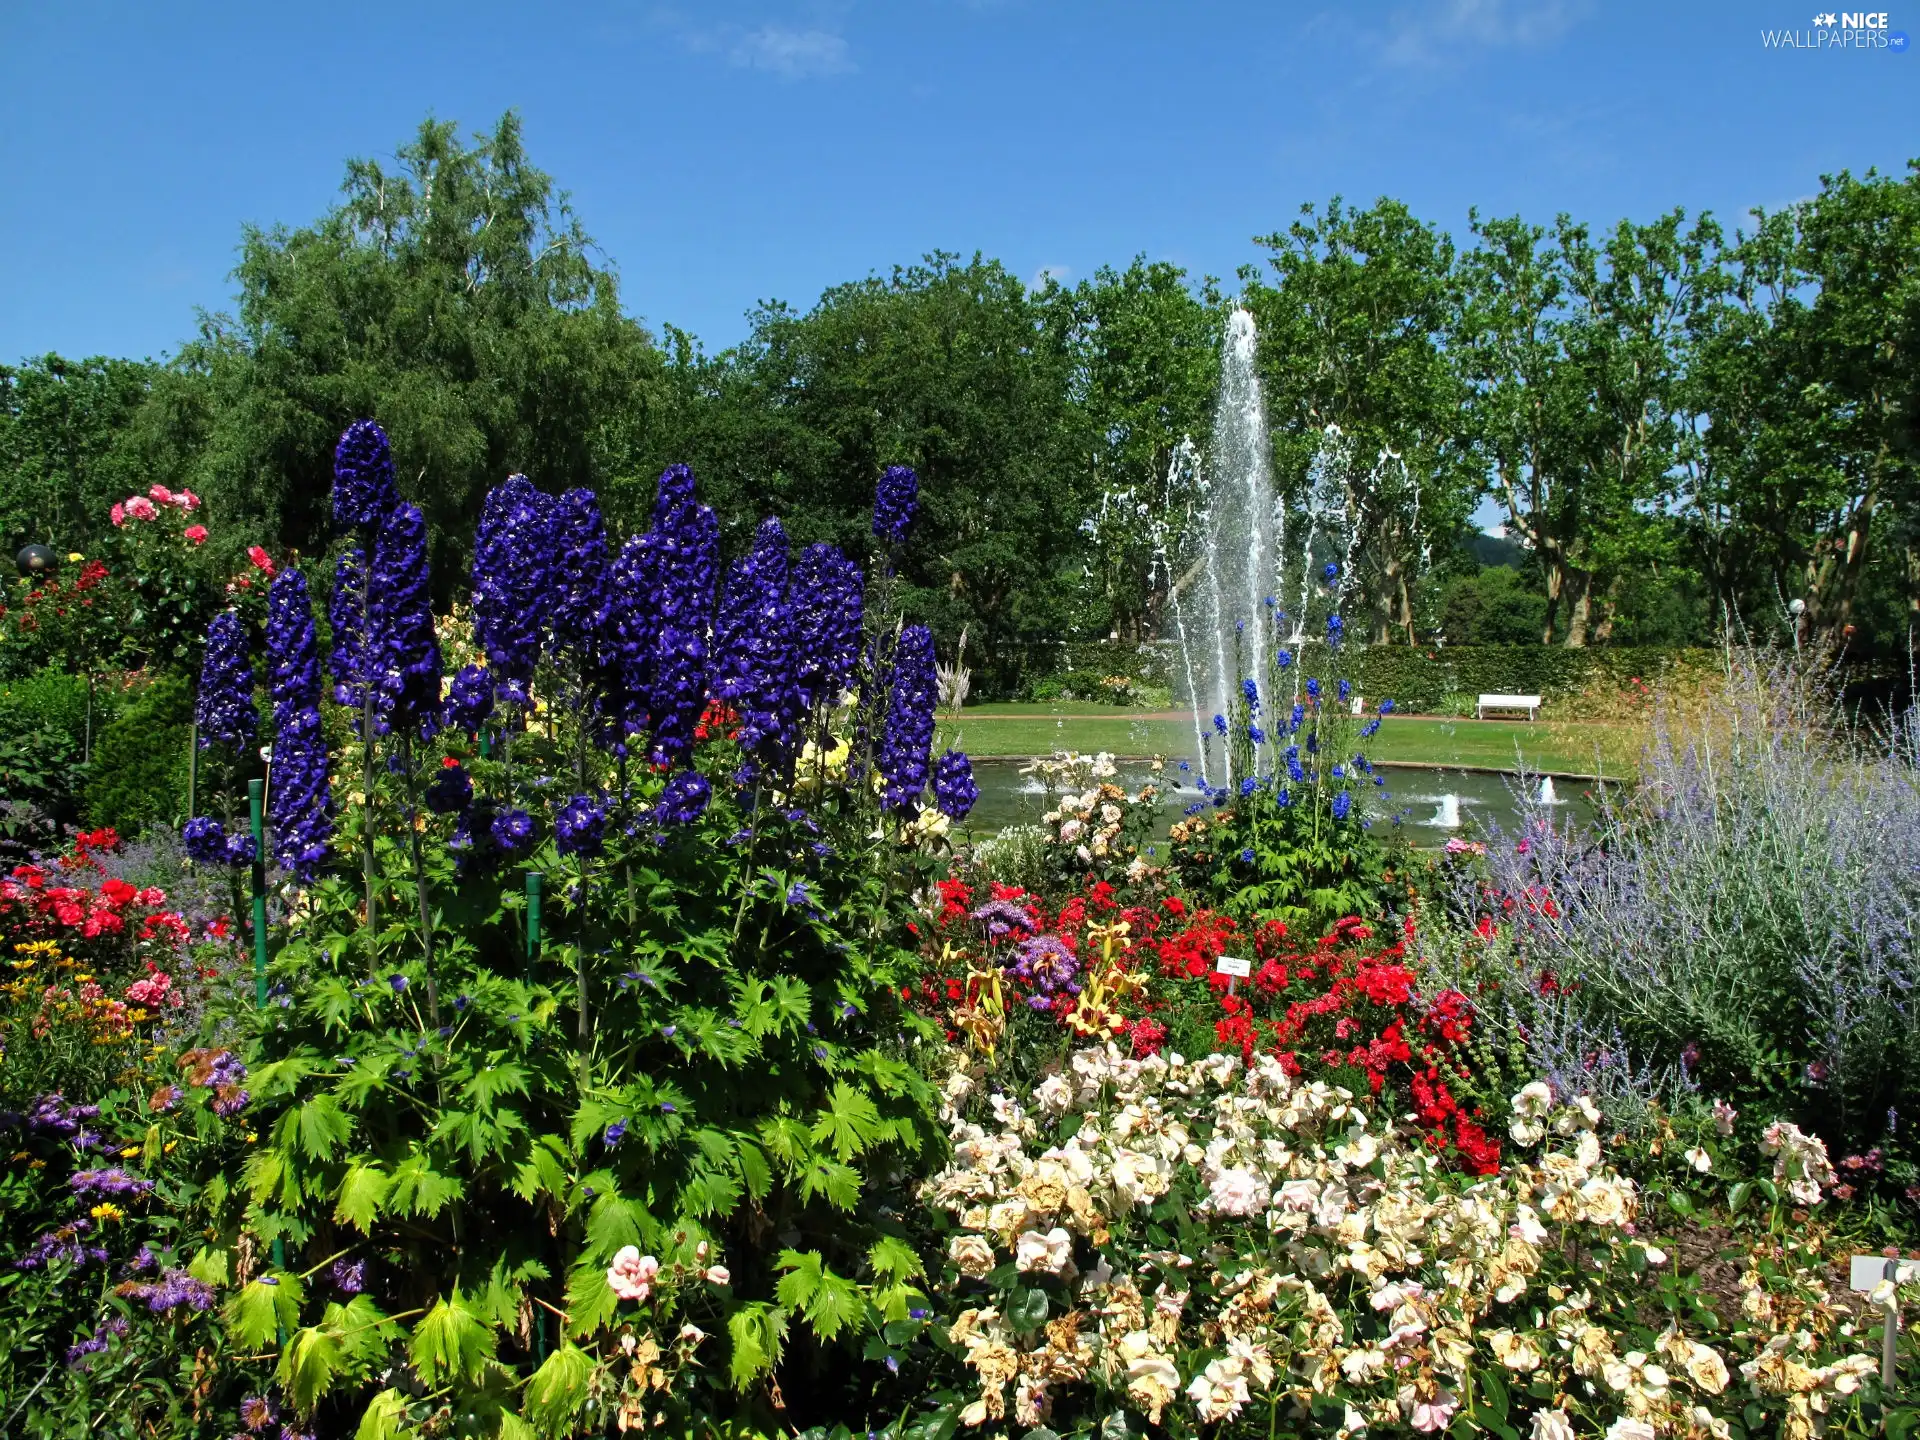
(1350, 645, 1718, 715)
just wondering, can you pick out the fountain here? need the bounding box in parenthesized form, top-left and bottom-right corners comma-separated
(1536, 776, 1559, 805)
(1170, 308, 1278, 782)
(1431, 793, 1462, 829)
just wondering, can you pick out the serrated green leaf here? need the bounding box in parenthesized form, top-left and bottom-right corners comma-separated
(355, 1389, 411, 1440)
(811, 1082, 885, 1161)
(226, 1274, 304, 1349)
(297, 1094, 353, 1161)
(524, 1343, 595, 1435)
(408, 1288, 496, 1385)
(869, 1235, 924, 1283)
(334, 1163, 391, 1234)
(727, 1303, 789, 1390)
(322, 1295, 398, 1363)
(564, 1262, 618, 1340)
(277, 1325, 345, 1414)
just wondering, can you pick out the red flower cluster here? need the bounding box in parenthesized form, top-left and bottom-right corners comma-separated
(1, 829, 191, 948)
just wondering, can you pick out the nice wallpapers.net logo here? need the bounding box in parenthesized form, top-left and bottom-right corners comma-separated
(1762, 10, 1910, 48)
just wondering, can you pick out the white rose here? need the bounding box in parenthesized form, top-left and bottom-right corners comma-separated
(1015, 1226, 1074, 1275)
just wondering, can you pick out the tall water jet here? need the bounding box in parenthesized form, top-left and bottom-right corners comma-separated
(1431, 793, 1462, 829)
(1173, 307, 1277, 781)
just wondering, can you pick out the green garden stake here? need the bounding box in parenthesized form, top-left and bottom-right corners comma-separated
(480, 729, 492, 759)
(247, 779, 288, 1290)
(525, 870, 543, 978)
(248, 779, 269, 1008)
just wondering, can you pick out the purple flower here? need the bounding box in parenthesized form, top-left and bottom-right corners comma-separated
(424, 762, 472, 815)
(791, 543, 865, 709)
(879, 626, 938, 813)
(131, 1268, 217, 1313)
(367, 501, 442, 736)
(933, 749, 978, 819)
(654, 770, 711, 826)
(548, 488, 615, 671)
(14, 1217, 110, 1271)
(970, 898, 1033, 942)
(240, 1396, 278, 1433)
(328, 547, 368, 708)
(389, 974, 409, 994)
(69, 1167, 155, 1197)
(330, 1258, 366, 1295)
(1331, 790, 1353, 821)
(183, 816, 241, 867)
(266, 569, 332, 881)
(872, 464, 919, 547)
(555, 792, 609, 858)
(196, 612, 257, 749)
(491, 808, 535, 854)
(603, 1119, 628, 1148)
(711, 518, 800, 762)
(470, 474, 554, 709)
(446, 664, 495, 735)
(1007, 934, 1080, 1000)
(641, 475, 718, 766)
(332, 419, 398, 531)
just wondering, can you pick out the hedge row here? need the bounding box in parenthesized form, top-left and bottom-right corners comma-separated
(1348, 645, 1722, 715)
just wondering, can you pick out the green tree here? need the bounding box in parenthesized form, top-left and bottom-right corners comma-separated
(1456, 208, 1718, 645)
(0, 354, 158, 557)
(1245, 198, 1476, 643)
(172, 111, 661, 583)
(1042, 258, 1223, 644)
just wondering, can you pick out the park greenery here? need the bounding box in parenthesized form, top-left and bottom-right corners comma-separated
(5, 113, 1919, 702)
(1, 113, 1918, 1440)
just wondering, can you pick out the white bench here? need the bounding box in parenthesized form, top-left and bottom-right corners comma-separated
(1477, 693, 1542, 721)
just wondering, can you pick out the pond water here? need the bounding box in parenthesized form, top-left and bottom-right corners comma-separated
(956, 757, 1602, 849)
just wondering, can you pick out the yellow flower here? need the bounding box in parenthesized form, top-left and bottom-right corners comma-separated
(90, 1203, 124, 1222)
(119, 1145, 141, 1159)
(67, 552, 85, 563)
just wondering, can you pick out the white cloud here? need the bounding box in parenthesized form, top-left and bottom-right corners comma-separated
(650, 11, 855, 79)
(1378, 0, 1588, 67)
(729, 24, 854, 78)
(1029, 264, 1071, 290)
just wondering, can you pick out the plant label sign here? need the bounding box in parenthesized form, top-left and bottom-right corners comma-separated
(1216, 954, 1251, 994)
(1849, 1254, 1920, 1385)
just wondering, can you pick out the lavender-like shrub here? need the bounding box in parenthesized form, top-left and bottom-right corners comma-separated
(1424, 650, 1920, 1167)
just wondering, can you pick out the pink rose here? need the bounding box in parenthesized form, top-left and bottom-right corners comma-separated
(184, 525, 208, 546)
(606, 1246, 659, 1302)
(110, 503, 126, 528)
(148, 484, 174, 504)
(703, 1265, 730, 1286)
(125, 497, 157, 522)
(247, 545, 275, 576)
(176, 490, 201, 511)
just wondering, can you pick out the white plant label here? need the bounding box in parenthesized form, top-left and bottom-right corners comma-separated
(1215, 956, 1251, 977)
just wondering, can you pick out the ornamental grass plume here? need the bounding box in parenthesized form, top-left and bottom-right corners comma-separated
(367, 501, 442, 737)
(711, 517, 799, 763)
(643, 476, 719, 766)
(872, 464, 920, 547)
(792, 542, 864, 710)
(332, 419, 398, 532)
(327, 548, 367, 708)
(470, 474, 554, 708)
(264, 570, 332, 881)
(195, 611, 257, 750)
(880, 624, 938, 813)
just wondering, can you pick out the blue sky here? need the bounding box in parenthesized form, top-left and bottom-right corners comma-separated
(1, 0, 1913, 365)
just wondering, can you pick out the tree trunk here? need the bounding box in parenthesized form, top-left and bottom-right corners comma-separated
(1804, 461, 1880, 648)
(1591, 575, 1622, 646)
(1563, 570, 1593, 648)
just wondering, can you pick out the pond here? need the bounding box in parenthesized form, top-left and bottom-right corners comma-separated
(955, 757, 1603, 849)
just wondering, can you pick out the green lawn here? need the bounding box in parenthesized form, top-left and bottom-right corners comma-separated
(933, 705, 1633, 777)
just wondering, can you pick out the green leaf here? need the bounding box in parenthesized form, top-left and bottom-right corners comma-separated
(811, 1082, 885, 1161)
(797, 1156, 862, 1211)
(464, 1060, 531, 1109)
(524, 1343, 596, 1435)
(583, 1191, 648, 1262)
(277, 1325, 346, 1414)
(388, 1153, 464, 1218)
(355, 1390, 412, 1440)
(297, 1094, 354, 1161)
(869, 1235, 925, 1283)
(564, 1263, 618, 1340)
(1008, 1286, 1049, 1333)
(226, 1274, 305, 1349)
(408, 1288, 497, 1386)
(1667, 1187, 1695, 1217)
(322, 1296, 398, 1364)
(334, 1163, 391, 1234)
(1728, 1181, 1752, 1213)
(727, 1303, 790, 1390)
